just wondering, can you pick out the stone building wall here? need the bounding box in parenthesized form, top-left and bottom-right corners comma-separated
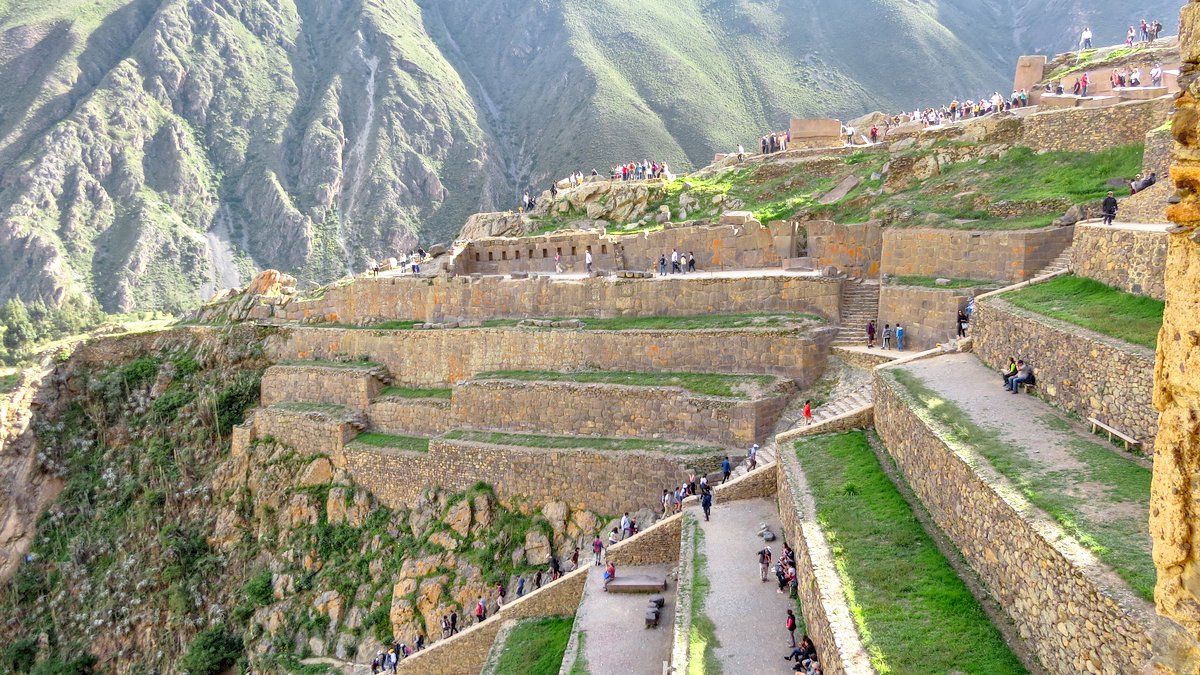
(266, 326, 834, 388)
(775, 447, 875, 675)
(260, 364, 384, 409)
(880, 226, 1075, 282)
(877, 285, 978, 351)
(972, 297, 1158, 447)
(1022, 97, 1172, 153)
(367, 398, 454, 437)
(873, 374, 1154, 673)
(805, 220, 883, 278)
(450, 379, 792, 447)
(271, 273, 843, 325)
(344, 438, 715, 515)
(1070, 223, 1169, 300)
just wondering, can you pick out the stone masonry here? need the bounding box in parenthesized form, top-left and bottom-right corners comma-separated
(880, 226, 1075, 283)
(972, 297, 1158, 447)
(260, 363, 386, 409)
(1022, 97, 1173, 154)
(1071, 223, 1169, 300)
(877, 284, 979, 352)
(266, 326, 835, 388)
(804, 220, 883, 278)
(874, 373, 1154, 673)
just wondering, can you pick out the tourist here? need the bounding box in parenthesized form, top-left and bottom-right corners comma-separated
(450, 610, 458, 635)
(534, 570, 543, 589)
(737, 144, 745, 162)
(895, 324, 905, 351)
(758, 545, 773, 582)
(440, 615, 450, 639)
(671, 249, 681, 273)
(882, 323, 893, 349)
(521, 191, 529, 212)
(1005, 359, 1035, 393)
(593, 535, 604, 565)
(870, 125, 879, 144)
(957, 309, 969, 338)
(621, 512, 633, 539)
(1080, 27, 1092, 49)
(785, 635, 818, 665)
(688, 252, 696, 272)
(571, 546, 581, 571)
(844, 125, 856, 145)
(516, 575, 526, 598)
(585, 248, 593, 273)
(786, 609, 798, 647)
(721, 456, 732, 483)
(803, 399, 812, 425)
(550, 554, 562, 580)
(372, 651, 383, 673)
(608, 527, 619, 548)
(748, 443, 759, 471)
(1102, 190, 1119, 225)
(603, 562, 617, 590)
(550, 182, 558, 199)
(658, 253, 667, 276)
(1081, 72, 1089, 97)
(1001, 357, 1017, 383)
(415, 633, 425, 651)
(1141, 19, 1150, 43)
(1152, 63, 1163, 87)
(701, 483, 713, 521)
(554, 251, 563, 274)
(866, 320, 876, 348)
(661, 489, 672, 516)
(475, 597, 487, 623)
(497, 581, 506, 606)
(1127, 26, 1135, 47)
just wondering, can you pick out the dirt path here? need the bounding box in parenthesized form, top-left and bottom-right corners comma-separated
(574, 563, 675, 675)
(692, 498, 797, 673)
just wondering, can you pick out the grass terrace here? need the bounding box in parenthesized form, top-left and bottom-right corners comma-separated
(347, 432, 430, 453)
(442, 430, 722, 455)
(494, 616, 574, 674)
(888, 276, 1000, 290)
(888, 369, 1155, 600)
(278, 358, 382, 370)
(573, 313, 823, 331)
(315, 319, 522, 330)
(376, 386, 452, 400)
(269, 402, 348, 416)
(796, 431, 1026, 673)
(686, 518, 722, 673)
(1001, 275, 1164, 348)
(473, 370, 777, 399)
(0, 368, 18, 394)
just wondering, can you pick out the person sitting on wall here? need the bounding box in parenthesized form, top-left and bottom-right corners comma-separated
(603, 561, 616, 590)
(1005, 360, 1036, 393)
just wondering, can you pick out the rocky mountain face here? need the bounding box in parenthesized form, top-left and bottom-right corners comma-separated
(0, 0, 1184, 313)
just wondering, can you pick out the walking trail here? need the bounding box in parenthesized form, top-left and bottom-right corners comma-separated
(691, 498, 796, 673)
(573, 562, 675, 675)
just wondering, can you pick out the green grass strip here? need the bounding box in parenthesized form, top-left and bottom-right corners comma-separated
(0, 371, 18, 394)
(1002, 275, 1163, 349)
(797, 431, 1026, 674)
(889, 276, 1000, 289)
(688, 523, 722, 675)
(278, 358, 381, 370)
(443, 430, 721, 455)
(495, 616, 574, 675)
(889, 370, 1154, 600)
(576, 313, 823, 331)
(474, 370, 774, 399)
(567, 632, 590, 675)
(377, 386, 452, 399)
(347, 432, 430, 453)
(270, 402, 348, 416)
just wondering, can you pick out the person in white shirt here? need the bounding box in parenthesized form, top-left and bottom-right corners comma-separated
(585, 248, 593, 273)
(1080, 27, 1093, 49)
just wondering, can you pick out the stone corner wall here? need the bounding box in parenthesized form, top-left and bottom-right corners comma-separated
(877, 284, 976, 351)
(606, 511, 684, 566)
(1070, 224, 1168, 300)
(261, 364, 383, 409)
(880, 226, 1074, 283)
(972, 297, 1158, 447)
(1022, 97, 1172, 153)
(872, 372, 1153, 672)
(805, 220, 883, 278)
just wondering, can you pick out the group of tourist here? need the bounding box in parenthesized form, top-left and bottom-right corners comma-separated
(368, 248, 426, 277)
(865, 320, 906, 350)
(1001, 357, 1036, 393)
(660, 473, 716, 520)
(370, 635, 426, 673)
(1126, 19, 1165, 46)
(785, 634, 822, 673)
(761, 130, 791, 154)
(612, 160, 671, 181)
(657, 249, 697, 275)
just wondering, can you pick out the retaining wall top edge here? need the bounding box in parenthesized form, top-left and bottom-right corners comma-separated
(432, 437, 726, 459)
(458, 377, 791, 400)
(980, 297, 1156, 359)
(875, 371, 1157, 620)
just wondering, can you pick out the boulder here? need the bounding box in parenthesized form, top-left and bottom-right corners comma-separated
(245, 269, 297, 296)
(543, 501, 569, 536)
(446, 499, 473, 537)
(313, 590, 343, 626)
(524, 530, 552, 565)
(299, 458, 333, 486)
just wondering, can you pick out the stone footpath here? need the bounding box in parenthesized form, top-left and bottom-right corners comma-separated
(572, 563, 675, 675)
(692, 498, 797, 673)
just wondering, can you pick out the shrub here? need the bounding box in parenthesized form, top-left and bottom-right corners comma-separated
(215, 372, 262, 435)
(179, 626, 242, 675)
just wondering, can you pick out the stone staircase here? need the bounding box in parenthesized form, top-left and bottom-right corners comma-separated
(1037, 243, 1074, 277)
(831, 280, 880, 347)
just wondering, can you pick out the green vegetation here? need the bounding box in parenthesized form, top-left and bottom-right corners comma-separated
(347, 432, 430, 453)
(495, 617, 574, 675)
(270, 401, 348, 416)
(567, 633, 590, 675)
(576, 313, 822, 331)
(796, 431, 1025, 673)
(889, 370, 1155, 600)
(474, 370, 775, 399)
(0, 369, 18, 394)
(318, 320, 522, 331)
(377, 386, 453, 399)
(687, 520, 722, 674)
(0, 296, 107, 365)
(443, 430, 721, 456)
(280, 358, 381, 370)
(1002, 275, 1164, 348)
(889, 276, 1000, 289)
(180, 625, 243, 675)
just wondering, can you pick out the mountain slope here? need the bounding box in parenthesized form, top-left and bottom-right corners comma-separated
(0, 0, 1185, 313)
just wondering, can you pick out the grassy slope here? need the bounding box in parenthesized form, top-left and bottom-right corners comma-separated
(1002, 275, 1164, 348)
(797, 431, 1025, 674)
(889, 370, 1155, 600)
(348, 432, 431, 453)
(495, 617, 574, 675)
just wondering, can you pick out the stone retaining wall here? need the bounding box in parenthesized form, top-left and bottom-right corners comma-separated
(261, 274, 842, 325)
(606, 511, 684, 567)
(775, 407, 874, 445)
(344, 439, 715, 515)
(260, 365, 384, 409)
(267, 326, 834, 388)
(246, 408, 355, 466)
(367, 398, 454, 436)
(873, 373, 1154, 673)
(881, 226, 1075, 283)
(1070, 223, 1168, 300)
(805, 220, 883, 278)
(1022, 97, 1171, 154)
(878, 285, 979, 351)
(775, 448, 875, 675)
(451, 379, 792, 447)
(972, 297, 1158, 446)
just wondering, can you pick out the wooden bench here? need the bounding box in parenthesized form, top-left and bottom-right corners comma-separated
(1088, 417, 1142, 451)
(605, 576, 669, 593)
